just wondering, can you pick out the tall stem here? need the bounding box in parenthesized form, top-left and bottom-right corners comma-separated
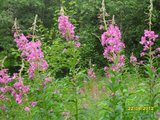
(19, 60, 24, 78)
(148, 0, 155, 118)
(149, 0, 153, 31)
(0, 56, 7, 69)
(32, 14, 38, 41)
(102, 0, 107, 30)
(70, 41, 79, 120)
(75, 87, 78, 120)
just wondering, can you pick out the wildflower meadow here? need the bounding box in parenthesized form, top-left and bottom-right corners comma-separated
(0, 0, 160, 120)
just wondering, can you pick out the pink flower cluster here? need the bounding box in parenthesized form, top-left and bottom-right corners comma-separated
(1, 33, 47, 111)
(0, 70, 29, 104)
(101, 24, 125, 72)
(58, 15, 78, 41)
(140, 30, 158, 54)
(24, 101, 37, 112)
(101, 24, 125, 61)
(87, 68, 96, 79)
(58, 15, 80, 47)
(130, 55, 137, 64)
(0, 69, 38, 111)
(0, 69, 12, 84)
(14, 80, 30, 94)
(14, 33, 48, 78)
(111, 55, 125, 71)
(14, 33, 29, 51)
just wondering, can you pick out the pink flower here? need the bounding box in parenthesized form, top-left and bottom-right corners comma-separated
(119, 55, 125, 63)
(140, 30, 158, 56)
(87, 68, 96, 79)
(140, 52, 145, 57)
(151, 67, 156, 72)
(14, 33, 48, 79)
(24, 107, 30, 112)
(15, 93, 22, 104)
(75, 36, 79, 40)
(104, 66, 109, 71)
(99, 25, 104, 30)
(140, 36, 146, 45)
(22, 86, 30, 93)
(0, 69, 12, 84)
(14, 82, 23, 90)
(45, 77, 51, 83)
(130, 55, 137, 64)
(58, 15, 75, 41)
(156, 48, 160, 52)
(101, 24, 125, 71)
(75, 42, 81, 48)
(31, 101, 37, 107)
(111, 64, 119, 71)
(139, 60, 144, 65)
(14, 82, 30, 93)
(105, 72, 110, 77)
(14, 33, 29, 51)
(42, 77, 51, 87)
(144, 30, 158, 40)
(101, 24, 125, 62)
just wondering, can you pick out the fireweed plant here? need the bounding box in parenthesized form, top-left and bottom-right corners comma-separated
(58, 7, 81, 120)
(0, 16, 50, 119)
(139, 0, 159, 118)
(129, 0, 160, 119)
(98, 0, 128, 119)
(101, 23, 127, 119)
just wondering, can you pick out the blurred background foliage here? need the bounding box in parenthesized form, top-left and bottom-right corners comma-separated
(0, 0, 160, 71)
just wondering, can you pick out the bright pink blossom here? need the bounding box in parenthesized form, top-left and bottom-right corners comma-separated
(13, 33, 48, 79)
(101, 24, 125, 71)
(15, 93, 22, 104)
(140, 30, 158, 51)
(58, 15, 76, 41)
(140, 30, 159, 60)
(101, 24, 125, 62)
(0, 69, 12, 84)
(144, 30, 158, 41)
(14, 33, 29, 51)
(14, 82, 30, 93)
(58, 15, 81, 48)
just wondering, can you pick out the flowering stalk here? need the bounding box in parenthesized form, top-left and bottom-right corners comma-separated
(11, 17, 49, 112)
(32, 14, 38, 41)
(58, 7, 80, 120)
(100, 12, 127, 118)
(139, 0, 159, 118)
(101, 0, 107, 30)
(149, 0, 153, 31)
